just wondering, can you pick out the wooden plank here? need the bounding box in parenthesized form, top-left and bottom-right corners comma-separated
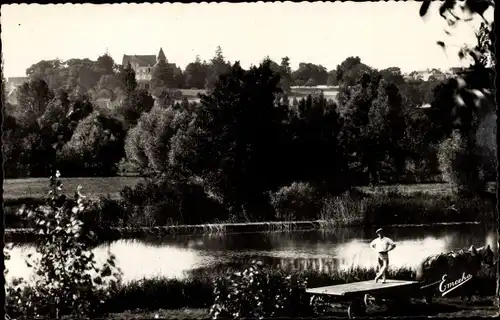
(306, 279, 420, 297)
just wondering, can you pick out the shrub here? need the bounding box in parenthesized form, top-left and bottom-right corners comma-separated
(362, 192, 494, 225)
(269, 182, 321, 221)
(119, 175, 227, 226)
(83, 196, 127, 230)
(437, 130, 486, 195)
(4, 171, 123, 319)
(210, 261, 311, 319)
(319, 194, 366, 226)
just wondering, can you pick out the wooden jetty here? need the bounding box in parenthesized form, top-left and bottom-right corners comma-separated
(306, 279, 421, 318)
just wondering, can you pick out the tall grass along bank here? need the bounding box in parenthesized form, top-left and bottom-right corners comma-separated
(99, 262, 495, 316)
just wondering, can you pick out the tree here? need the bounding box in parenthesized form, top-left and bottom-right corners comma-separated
(292, 63, 328, 86)
(205, 46, 231, 91)
(279, 57, 293, 94)
(58, 111, 126, 176)
(151, 59, 174, 89)
(15, 78, 54, 127)
(123, 106, 195, 176)
(191, 61, 289, 219)
(120, 62, 137, 93)
(326, 70, 338, 86)
(96, 53, 115, 75)
(185, 56, 210, 89)
(379, 67, 405, 86)
(367, 80, 407, 183)
(437, 130, 484, 194)
(285, 93, 346, 193)
(337, 70, 381, 185)
(97, 74, 122, 92)
(335, 56, 372, 88)
(117, 89, 155, 128)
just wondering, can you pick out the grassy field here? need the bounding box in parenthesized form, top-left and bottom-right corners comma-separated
(179, 88, 205, 98)
(3, 177, 461, 202)
(3, 176, 143, 202)
(179, 86, 340, 99)
(289, 85, 340, 97)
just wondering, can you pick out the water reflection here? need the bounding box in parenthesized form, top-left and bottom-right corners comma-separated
(6, 224, 496, 285)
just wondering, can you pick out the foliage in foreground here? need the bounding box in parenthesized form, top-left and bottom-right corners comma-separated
(210, 261, 310, 319)
(4, 172, 123, 319)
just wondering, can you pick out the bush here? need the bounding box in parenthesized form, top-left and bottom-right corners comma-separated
(269, 182, 322, 221)
(4, 171, 123, 319)
(210, 261, 311, 319)
(119, 175, 228, 226)
(83, 196, 127, 231)
(437, 130, 486, 195)
(319, 194, 366, 226)
(362, 192, 494, 225)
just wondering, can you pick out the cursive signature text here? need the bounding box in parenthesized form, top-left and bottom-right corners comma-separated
(438, 272, 473, 296)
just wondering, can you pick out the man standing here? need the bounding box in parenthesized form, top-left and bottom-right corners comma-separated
(370, 228, 396, 283)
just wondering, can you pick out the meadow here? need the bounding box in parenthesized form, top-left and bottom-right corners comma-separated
(2, 176, 462, 202)
(3, 176, 143, 202)
(177, 86, 340, 101)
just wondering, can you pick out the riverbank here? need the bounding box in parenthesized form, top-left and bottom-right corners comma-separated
(5, 177, 496, 239)
(4, 220, 484, 243)
(99, 266, 495, 315)
(62, 265, 498, 319)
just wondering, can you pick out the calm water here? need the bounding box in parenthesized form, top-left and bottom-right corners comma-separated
(6, 224, 496, 284)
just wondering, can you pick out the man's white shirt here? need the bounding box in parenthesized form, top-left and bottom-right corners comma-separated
(370, 237, 395, 253)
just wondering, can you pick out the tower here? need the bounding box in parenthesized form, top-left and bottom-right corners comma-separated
(157, 47, 167, 63)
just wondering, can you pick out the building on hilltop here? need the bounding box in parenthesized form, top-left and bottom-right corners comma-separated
(404, 67, 469, 82)
(122, 47, 173, 91)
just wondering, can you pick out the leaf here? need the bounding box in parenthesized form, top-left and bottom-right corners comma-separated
(420, 0, 432, 16)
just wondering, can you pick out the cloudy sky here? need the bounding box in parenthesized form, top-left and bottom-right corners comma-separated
(1, 2, 490, 77)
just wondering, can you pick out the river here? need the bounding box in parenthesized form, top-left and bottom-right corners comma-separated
(6, 224, 496, 284)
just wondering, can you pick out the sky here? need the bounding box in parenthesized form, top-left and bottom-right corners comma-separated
(1, 2, 493, 78)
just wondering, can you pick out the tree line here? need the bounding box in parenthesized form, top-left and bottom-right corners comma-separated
(3, 51, 495, 182)
(9, 45, 456, 106)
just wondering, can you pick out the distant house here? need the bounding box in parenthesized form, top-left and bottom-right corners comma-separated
(122, 48, 173, 91)
(404, 69, 450, 82)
